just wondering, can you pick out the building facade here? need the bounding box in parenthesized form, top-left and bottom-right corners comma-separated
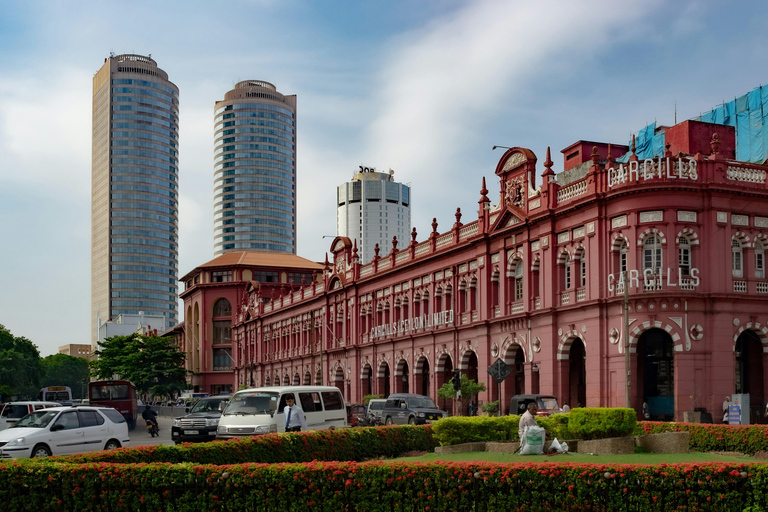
(213, 81, 297, 256)
(176, 118, 768, 423)
(58, 344, 94, 361)
(337, 166, 411, 264)
(177, 252, 322, 394)
(91, 54, 180, 344)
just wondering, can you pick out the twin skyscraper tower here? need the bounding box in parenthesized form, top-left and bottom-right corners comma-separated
(90, 54, 297, 341)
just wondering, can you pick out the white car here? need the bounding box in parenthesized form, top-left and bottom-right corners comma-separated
(0, 401, 60, 431)
(0, 405, 130, 459)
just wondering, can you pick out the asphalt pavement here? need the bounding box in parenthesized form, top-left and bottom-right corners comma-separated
(130, 411, 177, 448)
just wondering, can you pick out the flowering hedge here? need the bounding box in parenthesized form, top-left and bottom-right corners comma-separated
(1, 459, 767, 511)
(56, 425, 438, 465)
(636, 421, 768, 455)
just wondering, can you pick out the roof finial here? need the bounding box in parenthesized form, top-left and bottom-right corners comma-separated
(543, 146, 554, 176)
(479, 177, 489, 204)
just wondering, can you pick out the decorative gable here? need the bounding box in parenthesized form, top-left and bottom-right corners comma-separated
(494, 148, 538, 214)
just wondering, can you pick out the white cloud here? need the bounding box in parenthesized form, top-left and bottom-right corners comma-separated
(0, 68, 91, 197)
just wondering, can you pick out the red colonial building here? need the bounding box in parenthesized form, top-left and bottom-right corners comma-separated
(176, 252, 323, 394)
(182, 119, 768, 423)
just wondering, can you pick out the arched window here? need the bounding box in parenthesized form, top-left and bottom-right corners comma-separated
(732, 239, 744, 278)
(643, 235, 662, 273)
(514, 263, 524, 301)
(755, 240, 765, 280)
(213, 298, 231, 317)
(678, 235, 691, 276)
(490, 273, 500, 308)
(576, 249, 586, 288)
(212, 298, 232, 345)
(562, 253, 571, 290)
(619, 239, 628, 275)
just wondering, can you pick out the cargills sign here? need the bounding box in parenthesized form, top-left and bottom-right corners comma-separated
(370, 310, 454, 340)
(608, 156, 698, 188)
(608, 268, 700, 291)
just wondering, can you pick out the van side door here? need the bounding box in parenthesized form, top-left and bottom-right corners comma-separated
(319, 390, 346, 427)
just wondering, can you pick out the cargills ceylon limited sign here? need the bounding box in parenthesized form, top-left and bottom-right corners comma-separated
(370, 310, 454, 340)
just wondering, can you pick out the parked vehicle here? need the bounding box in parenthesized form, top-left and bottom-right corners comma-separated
(509, 394, 560, 417)
(0, 402, 60, 431)
(0, 405, 130, 458)
(217, 386, 347, 439)
(38, 386, 73, 406)
(171, 395, 230, 444)
(366, 399, 387, 423)
(381, 394, 447, 426)
(346, 403, 367, 427)
(88, 380, 139, 430)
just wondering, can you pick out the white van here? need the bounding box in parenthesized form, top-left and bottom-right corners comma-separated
(216, 386, 347, 439)
(0, 401, 60, 431)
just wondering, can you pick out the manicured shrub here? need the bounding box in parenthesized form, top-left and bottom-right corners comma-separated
(431, 415, 520, 446)
(568, 407, 637, 440)
(58, 425, 438, 465)
(636, 421, 768, 455)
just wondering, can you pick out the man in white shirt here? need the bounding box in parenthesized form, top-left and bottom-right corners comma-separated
(284, 396, 307, 432)
(518, 402, 539, 440)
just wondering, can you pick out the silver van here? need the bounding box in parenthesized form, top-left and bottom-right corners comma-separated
(217, 386, 347, 438)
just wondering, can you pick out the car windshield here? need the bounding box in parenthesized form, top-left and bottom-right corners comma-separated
(13, 410, 59, 428)
(407, 397, 438, 409)
(190, 398, 228, 414)
(222, 392, 277, 415)
(537, 397, 559, 410)
(1, 404, 29, 419)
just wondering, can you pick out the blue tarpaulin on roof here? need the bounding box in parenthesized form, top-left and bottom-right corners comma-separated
(618, 85, 768, 164)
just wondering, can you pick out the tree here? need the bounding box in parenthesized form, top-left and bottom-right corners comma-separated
(437, 374, 487, 415)
(40, 354, 90, 399)
(0, 324, 43, 401)
(90, 333, 188, 398)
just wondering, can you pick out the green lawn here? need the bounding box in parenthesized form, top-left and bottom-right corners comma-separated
(394, 451, 763, 464)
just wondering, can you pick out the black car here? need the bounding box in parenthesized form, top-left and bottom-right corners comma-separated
(171, 395, 230, 444)
(381, 393, 447, 425)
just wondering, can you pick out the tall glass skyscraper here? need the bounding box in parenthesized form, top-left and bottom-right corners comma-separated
(213, 80, 296, 255)
(91, 54, 179, 343)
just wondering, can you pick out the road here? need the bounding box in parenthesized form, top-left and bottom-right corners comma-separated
(129, 411, 179, 448)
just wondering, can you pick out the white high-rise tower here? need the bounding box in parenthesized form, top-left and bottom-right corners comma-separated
(336, 166, 411, 264)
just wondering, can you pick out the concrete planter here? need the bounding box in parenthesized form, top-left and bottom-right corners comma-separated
(635, 432, 690, 453)
(577, 436, 635, 454)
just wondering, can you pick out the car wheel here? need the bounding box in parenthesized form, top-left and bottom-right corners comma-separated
(32, 444, 52, 458)
(104, 440, 121, 450)
(408, 417, 416, 425)
(385, 417, 393, 425)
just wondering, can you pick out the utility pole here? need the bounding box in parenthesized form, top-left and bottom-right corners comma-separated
(623, 271, 631, 408)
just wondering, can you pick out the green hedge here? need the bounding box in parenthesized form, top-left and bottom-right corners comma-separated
(636, 421, 768, 455)
(58, 425, 438, 465)
(431, 408, 636, 446)
(1, 459, 766, 511)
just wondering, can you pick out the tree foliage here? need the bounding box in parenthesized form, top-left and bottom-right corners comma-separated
(437, 374, 487, 415)
(90, 333, 188, 398)
(40, 354, 90, 399)
(0, 324, 43, 400)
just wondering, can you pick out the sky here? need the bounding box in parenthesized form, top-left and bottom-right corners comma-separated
(1, 0, 767, 357)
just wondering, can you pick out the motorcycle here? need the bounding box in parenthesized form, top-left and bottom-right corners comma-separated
(146, 418, 159, 437)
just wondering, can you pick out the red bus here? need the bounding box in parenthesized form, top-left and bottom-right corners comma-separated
(88, 380, 138, 430)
